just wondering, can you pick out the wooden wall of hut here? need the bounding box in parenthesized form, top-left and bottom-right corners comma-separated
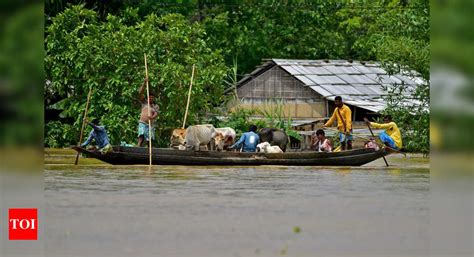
(234, 66, 327, 119)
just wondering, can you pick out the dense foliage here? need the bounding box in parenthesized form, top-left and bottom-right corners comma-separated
(0, 4, 43, 146)
(45, 6, 227, 147)
(45, 1, 429, 152)
(334, 0, 430, 153)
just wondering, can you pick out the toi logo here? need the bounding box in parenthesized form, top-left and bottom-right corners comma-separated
(9, 208, 38, 240)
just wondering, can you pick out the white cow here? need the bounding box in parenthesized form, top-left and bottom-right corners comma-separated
(256, 142, 283, 153)
(213, 127, 236, 151)
(185, 125, 216, 151)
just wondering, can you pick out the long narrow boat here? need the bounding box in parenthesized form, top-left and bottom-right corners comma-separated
(72, 146, 390, 166)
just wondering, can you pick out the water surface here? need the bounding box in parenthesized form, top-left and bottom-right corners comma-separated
(45, 150, 429, 257)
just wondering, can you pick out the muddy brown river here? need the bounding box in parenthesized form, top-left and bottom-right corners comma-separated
(43, 149, 429, 257)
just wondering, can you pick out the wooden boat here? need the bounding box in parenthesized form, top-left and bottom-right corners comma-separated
(72, 146, 390, 166)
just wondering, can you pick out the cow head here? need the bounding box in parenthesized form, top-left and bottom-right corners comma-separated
(258, 127, 278, 143)
(213, 132, 225, 151)
(170, 128, 186, 146)
(256, 142, 271, 152)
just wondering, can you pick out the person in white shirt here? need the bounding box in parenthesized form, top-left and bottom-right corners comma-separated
(311, 129, 332, 152)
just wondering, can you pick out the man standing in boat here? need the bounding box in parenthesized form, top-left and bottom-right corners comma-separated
(323, 96, 353, 150)
(137, 78, 159, 147)
(364, 115, 402, 150)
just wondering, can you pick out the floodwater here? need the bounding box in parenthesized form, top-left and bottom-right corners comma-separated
(44, 149, 429, 257)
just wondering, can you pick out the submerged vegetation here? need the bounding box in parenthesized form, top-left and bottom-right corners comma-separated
(45, 1, 429, 152)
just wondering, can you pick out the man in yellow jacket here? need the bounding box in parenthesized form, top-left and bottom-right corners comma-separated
(323, 96, 353, 150)
(364, 115, 402, 150)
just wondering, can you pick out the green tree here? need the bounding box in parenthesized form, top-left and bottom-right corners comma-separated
(45, 5, 227, 147)
(0, 3, 44, 146)
(336, 0, 430, 153)
(201, 0, 346, 74)
(45, 1, 430, 152)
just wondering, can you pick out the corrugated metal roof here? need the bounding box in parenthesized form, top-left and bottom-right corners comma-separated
(281, 65, 299, 75)
(323, 65, 362, 75)
(306, 75, 346, 84)
(294, 75, 315, 85)
(237, 59, 425, 113)
(338, 74, 377, 84)
(291, 65, 308, 74)
(309, 86, 332, 97)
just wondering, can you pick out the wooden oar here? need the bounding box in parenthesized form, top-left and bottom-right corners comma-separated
(144, 53, 152, 167)
(74, 87, 93, 165)
(182, 64, 195, 129)
(366, 123, 389, 167)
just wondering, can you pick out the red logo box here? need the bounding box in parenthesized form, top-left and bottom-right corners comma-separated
(9, 208, 38, 240)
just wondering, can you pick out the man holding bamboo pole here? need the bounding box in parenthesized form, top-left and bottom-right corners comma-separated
(80, 118, 112, 154)
(137, 77, 159, 147)
(364, 115, 402, 150)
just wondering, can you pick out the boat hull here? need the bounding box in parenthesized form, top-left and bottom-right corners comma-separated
(72, 146, 389, 166)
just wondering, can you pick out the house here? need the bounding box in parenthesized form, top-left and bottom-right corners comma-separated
(228, 59, 424, 150)
(231, 59, 423, 129)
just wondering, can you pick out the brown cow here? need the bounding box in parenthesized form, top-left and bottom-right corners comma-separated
(169, 128, 186, 148)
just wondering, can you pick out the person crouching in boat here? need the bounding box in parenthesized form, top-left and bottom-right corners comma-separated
(229, 125, 260, 152)
(311, 129, 332, 152)
(80, 118, 112, 154)
(137, 78, 159, 147)
(364, 137, 380, 150)
(364, 115, 402, 150)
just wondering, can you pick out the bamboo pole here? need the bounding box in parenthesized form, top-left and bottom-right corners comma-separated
(366, 123, 389, 167)
(144, 53, 152, 167)
(182, 64, 195, 129)
(323, 126, 373, 141)
(323, 126, 404, 155)
(74, 87, 93, 165)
